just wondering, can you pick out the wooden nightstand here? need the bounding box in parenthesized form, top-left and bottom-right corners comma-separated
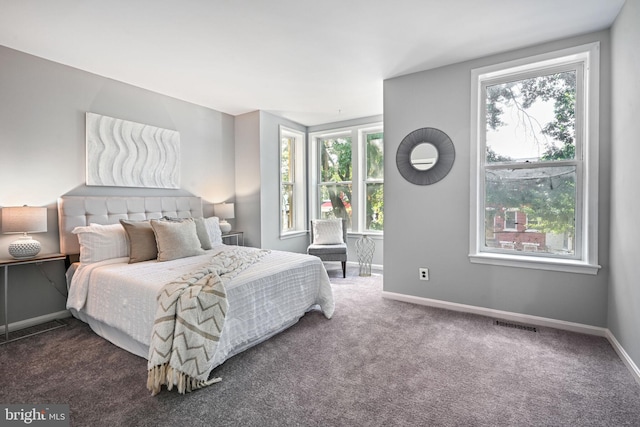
(222, 231, 244, 246)
(0, 253, 66, 344)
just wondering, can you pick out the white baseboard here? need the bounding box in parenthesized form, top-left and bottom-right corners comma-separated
(381, 291, 640, 384)
(382, 291, 607, 335)
(0, 310, 71, 334)
(606, 329, 640, 385)
(347, 261, 384, 270)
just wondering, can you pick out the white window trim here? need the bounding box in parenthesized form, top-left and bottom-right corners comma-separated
(469, 42, 600, 275)
(279, 126, 307, 238)
(309, 122, 384, 235)
(360, 126, 384, 233)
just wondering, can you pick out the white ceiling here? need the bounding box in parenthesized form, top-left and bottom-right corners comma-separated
(0, 0, 625, 126)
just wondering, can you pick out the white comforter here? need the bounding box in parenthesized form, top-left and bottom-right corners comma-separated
(67, 246, 334, 368)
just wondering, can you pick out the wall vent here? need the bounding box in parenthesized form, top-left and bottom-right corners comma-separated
(494, 320, 537, 333)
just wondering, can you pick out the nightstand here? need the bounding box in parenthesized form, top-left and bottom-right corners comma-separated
(222, 231, 244, 246)
(0, 253, 66, 344)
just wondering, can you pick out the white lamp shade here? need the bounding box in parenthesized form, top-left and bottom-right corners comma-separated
(214, 203, 235, 220)
(2, 206, 47, 234)
(2, 206, 47, 259)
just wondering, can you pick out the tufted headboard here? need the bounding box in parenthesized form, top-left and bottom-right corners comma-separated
(57, 196, 203, 255)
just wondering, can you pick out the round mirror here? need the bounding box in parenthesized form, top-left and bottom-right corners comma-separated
(410, 143, 439, 171)
(396, 127, 455, 185)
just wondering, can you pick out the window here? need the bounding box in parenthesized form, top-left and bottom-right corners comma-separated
(469, 43, 600, 274)
(310, 123, 383, 234)
(318, 133, 353, 228)
(364, 131, 384, 231)
(503, 210, 518, 232)
(279, 127, 306, 237)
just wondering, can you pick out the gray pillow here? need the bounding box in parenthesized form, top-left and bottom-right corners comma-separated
(120, 219, 158, 263)
(150, 218, 205, 262)
(163, 216, 212, 250)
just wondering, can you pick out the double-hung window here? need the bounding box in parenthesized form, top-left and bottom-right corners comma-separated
(318, 133, 353, 228)
(469, 43, 600, 274)
(310, 123, 383, 234)
(279, 126, 306, 237)
(364, 130, 384, 231)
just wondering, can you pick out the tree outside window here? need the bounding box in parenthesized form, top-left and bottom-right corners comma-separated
(280, 127, 306, 237)
(319, 135, 353, 228)
(312, 123, 383, 234)
(365, 132, 384, 231)
(483, 69, 579, 256)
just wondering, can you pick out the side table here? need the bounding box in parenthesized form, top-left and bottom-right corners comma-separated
(1, 253, 66, 344)
(222, 231, 244, 246)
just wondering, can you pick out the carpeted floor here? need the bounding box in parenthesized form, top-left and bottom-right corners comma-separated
(1, 265, 639, 426)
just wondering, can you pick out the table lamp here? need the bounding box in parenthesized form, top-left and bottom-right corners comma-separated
(214, 203, 234, 233)
(2, 206, 47, 259)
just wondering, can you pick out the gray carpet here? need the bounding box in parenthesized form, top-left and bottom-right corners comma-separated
(1, 266, 639, 426)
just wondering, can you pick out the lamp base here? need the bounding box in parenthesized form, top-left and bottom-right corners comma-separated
(8, 235, 42, 259)
(219, 220, 232, 233)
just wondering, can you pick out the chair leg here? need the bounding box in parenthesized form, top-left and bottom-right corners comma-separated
(342, 261, 346, 278)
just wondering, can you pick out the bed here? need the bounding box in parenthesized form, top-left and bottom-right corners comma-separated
(58, 196, 334, 393)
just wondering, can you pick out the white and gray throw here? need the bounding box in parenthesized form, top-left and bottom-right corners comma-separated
(147, 246, 269, 395)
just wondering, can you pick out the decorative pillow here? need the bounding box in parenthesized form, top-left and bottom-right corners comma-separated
(204, 217, 223, 246)
(163, 216, 212, 250)
(72, 223, 129, 264)
(313, 219, 344, 245)
(119, 219, 158, 263)
(150, 218, 205, 262)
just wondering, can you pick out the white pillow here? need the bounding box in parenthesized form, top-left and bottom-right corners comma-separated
(313, 219, 344, 245)
(204, 217, 223, 246)
(72, 223, 129, 264)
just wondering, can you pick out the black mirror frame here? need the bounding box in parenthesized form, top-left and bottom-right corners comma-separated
(396, 127, 455, 185)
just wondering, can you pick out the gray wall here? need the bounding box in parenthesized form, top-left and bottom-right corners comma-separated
(234, 111, 262, 248)
(383, 31, 611, 327)
(234, 110, 309, 253)
(259, 111, 309, 253)
(0, 46, 235, 325)
(608, 0, 640, 370)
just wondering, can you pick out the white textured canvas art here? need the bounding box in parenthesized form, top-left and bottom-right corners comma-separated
(86, 112, 180, 188)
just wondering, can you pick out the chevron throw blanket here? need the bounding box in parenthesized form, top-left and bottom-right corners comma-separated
(147, 247, 269, 395)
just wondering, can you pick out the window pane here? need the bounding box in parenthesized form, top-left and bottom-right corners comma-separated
(319, 184, 352, 229)
(281, 184, 293, 232)
(486, 71, 576, 163)
(366, 183, 384, 231)
(484, 165, 576, 255)
(366, 132, 384, 180)
(321, 136, 352, 182)
(281, 137, 293, 182)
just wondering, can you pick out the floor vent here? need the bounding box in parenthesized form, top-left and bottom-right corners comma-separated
(494, 320, 537, 333)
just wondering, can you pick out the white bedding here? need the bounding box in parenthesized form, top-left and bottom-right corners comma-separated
(67, 246, 334, 369)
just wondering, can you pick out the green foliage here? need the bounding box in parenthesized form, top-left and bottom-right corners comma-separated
(320, 133, 384, 231)
(321, 137, 353, 227)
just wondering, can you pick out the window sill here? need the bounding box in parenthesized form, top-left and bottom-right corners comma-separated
(280, 231, 308, 240)
(347, 232, 384, 240)
(469, 252, 601, 275)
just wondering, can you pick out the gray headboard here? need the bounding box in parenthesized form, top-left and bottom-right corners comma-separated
(57, 196, 203, 255)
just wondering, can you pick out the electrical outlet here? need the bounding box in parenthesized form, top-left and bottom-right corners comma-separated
(419, 268, 429, 281)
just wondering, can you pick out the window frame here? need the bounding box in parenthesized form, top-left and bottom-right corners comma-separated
(469, 42, 600, 275)
(279, 126, 307, 239)
(361, 128, 384, 232)
(309, 122, 384, 235)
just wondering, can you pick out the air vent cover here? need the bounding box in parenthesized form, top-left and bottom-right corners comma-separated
(494, 320, 537, 333)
